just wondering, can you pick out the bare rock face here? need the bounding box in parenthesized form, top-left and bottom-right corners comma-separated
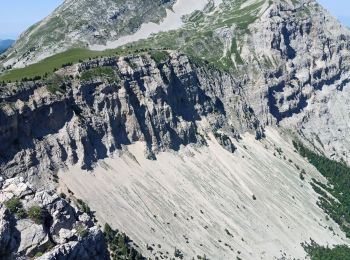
(238, 0, 350, 163)
(0, 52, 264, 181)
(37, 228, 106, 260)
(0, 52, 264, 259)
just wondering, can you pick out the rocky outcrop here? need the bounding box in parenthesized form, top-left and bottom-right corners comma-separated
(0, 177, 108, 259)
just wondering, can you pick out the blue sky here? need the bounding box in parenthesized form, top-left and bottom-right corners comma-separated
(318, 0, 350, 28)
(0, 0, 349, 39)
(0, 0, 63, 39)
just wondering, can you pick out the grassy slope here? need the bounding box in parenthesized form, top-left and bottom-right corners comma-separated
(0, 48, 114, 82)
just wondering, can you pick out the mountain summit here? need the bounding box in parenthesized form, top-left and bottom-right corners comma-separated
(2, 0, 350, 259)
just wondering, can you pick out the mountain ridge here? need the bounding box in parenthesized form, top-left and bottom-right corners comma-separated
(2, 0, 350, 259)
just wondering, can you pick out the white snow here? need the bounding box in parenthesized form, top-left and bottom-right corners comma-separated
(58, 127, 349, 259)
(90, 0, 222, 50)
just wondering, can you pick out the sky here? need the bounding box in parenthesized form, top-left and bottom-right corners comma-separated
(0, 0, 63, 39)
(318, 0, 350, 28)
(0, 0, 349, 39)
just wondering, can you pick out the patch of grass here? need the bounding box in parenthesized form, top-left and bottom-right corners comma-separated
(46, 74, 66, 94)
(80, 67, 116, 83)
(0, 48, 117, 82)
(34, 252, 44, 258)
(150, 50, 169, 64)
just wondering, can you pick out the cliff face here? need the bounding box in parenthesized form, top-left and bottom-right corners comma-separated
(0, 52, 266, 258)
(232, 0, 350, 162)
(0, 52, 263, 180)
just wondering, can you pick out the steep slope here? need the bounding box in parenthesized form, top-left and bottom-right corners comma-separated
(58, 128, 349, 259)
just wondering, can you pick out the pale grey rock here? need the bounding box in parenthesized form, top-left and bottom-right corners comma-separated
(0, 177, 107, 259)
(16, 219, 48, 255)
(0, 53, 264, 177)
(37, 227, 107, 260)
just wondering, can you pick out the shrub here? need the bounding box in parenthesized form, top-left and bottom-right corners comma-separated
(103, 222, 144, 259)
(150, 51, 169, 64)
(35, 252, 44, 258)
(16, 208, 27, 219)
(76, 199, 91, 214)
(294, 140, 350, 237)
(4, 197, 23, 214)
(76, 224, 89, 238)
(28, 206, 44, 225)
(59, 193, 67, 199)
(303, 239, 350, 259)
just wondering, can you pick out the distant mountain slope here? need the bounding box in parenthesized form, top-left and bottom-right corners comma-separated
(2, 0, 177, 68)
(0, 39, 14, 54)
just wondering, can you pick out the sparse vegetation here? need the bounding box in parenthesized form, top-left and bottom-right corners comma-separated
(80, 66, 116, 83)
(28, 205, 44, 225)
(34, 252, 44, 258)
(174, 248, 184, 259)
(293, 140, 350, 237)
(4, 197, 26, 218)
(150, 50, 169, 64)
(76, 223, 89, 238)
(76, 199, 92, 215)
(103, 223, 144, 260)
(303, 239, 350, 260)
(46, 74, 66, 94)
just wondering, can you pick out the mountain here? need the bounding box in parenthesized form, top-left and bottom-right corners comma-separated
(2, 0, 177, 68)
(0, 39, 14, 54)
(2, 0, 350, 259)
